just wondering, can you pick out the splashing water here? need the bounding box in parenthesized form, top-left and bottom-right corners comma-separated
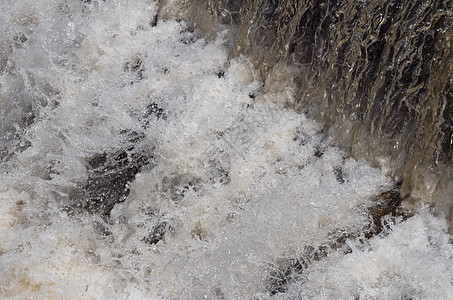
(0, 1, 452, 299)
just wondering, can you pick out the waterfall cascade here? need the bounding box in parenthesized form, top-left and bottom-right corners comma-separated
(170, 0, 453, 229)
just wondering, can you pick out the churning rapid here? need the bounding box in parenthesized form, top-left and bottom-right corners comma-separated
(0, 0, 452, 299)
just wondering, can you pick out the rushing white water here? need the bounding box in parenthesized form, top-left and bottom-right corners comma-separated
(1, 1, 452, 299)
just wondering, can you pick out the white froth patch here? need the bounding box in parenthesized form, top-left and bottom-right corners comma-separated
(1, 0, 452, 299)
(281, 212, 453, 299)
(0, 191, 119, 299)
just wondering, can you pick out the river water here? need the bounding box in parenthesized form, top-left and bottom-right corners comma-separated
(1, 0, 452, 299)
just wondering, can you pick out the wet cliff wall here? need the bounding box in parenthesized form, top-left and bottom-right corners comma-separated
(161, 0, 453, 224)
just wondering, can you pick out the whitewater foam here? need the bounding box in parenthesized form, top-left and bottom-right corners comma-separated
(0, 1, 452, 299)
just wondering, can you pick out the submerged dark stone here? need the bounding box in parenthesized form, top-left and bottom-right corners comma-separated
(13, 33, 27, 44)
(123, 54, 146, 82)
(313, 148, 323, 158)
(141, 102, 166, 128)
(267, 231, 353, 295)
(267, 185, 408, 295)
(142, 221, 171, 245)
(66, 132, 153, 218)
(364, 185, 409, 239)
(333, 166, 345, 184)
(161, 173, 202, 203)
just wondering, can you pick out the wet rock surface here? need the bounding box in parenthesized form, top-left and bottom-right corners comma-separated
(65, 132, 154, 218)
(267, 185, 409, 295)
